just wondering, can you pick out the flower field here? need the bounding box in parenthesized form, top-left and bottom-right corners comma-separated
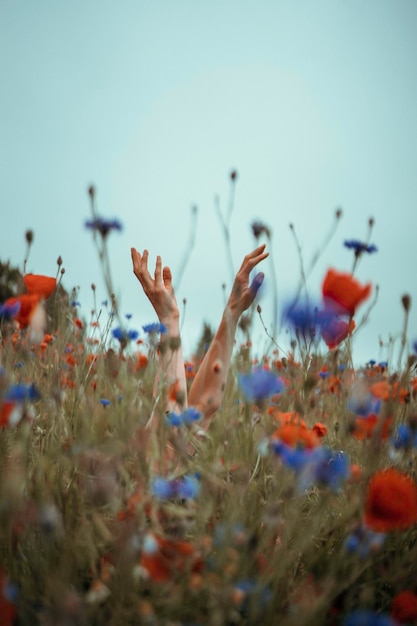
(1, 218, 417, 626)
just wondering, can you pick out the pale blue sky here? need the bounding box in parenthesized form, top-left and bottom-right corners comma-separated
(1, 1, 417, 365)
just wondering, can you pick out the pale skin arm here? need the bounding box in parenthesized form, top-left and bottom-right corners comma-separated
(131, 248, 187, 415)
(188, 244, 268, 423)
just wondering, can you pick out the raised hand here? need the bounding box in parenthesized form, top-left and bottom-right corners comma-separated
(226, 244, 269, 320)
(131, 248, 179, 326)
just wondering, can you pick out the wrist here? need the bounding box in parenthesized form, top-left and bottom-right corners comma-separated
(223, 305, 240, 328)
(160, 315, 180, 336)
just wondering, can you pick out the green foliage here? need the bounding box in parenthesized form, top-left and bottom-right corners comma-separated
(0, 260, 23, 301)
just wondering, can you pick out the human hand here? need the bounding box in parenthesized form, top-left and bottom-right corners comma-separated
(227, 244, 268, 319)
(131, 248, 179, 325)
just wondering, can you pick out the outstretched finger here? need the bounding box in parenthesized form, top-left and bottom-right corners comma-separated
(154, 255, 163, 284)
(240, 246, 269, 275)
(163, 266, 174, 292)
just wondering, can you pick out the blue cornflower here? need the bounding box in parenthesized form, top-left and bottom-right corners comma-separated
(112, 327, 139, 342)
(142, 322, 167, 334)
(0, 300, 21, 320)
(5, 383, 41, 402)
(283, 301, 320, 335)
(344, 525, 386, 558)
(344, 240, 378, 254)
(166, 407, 202, 427)
(343, 610, 395, 626)
(85, 217, 122, 237)
(176, 475, 200, 499)
(100, 398, 111, 406)
(391, 424, 417, 449)
(271, 439, 314, 471)
(298, 447, 350, 492)
(347, 393, 381, 418)
(152, 477, 176, 499)
(239, 368, 286, 402)
(151, 475, 201, 500)
(125, 313, 132, 320)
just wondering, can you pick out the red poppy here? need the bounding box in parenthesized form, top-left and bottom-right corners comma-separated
(391, 590, 417, 624)
(352, 414, 393, 440)
(322, 268, 371, 316)
(321, 318, 356, 350)
(140, 533, 203, 582)
(312, 422, 327, 438)
(365, 468, 417, 532)
(23, 274, 56, 299)
(4, 294, 40, 328)
(273, 423, 319, 449)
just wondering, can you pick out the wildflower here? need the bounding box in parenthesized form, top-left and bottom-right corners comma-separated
(270, 439, 315, 471)
(312, 422, 327, 438)
(100, 398, 111, 406)
(344, 525, 386, 558)
(23, 274, 56, 299)
(239, 368, 286, 402)
(352, 415, 393, 441)
(282, 301, 323, 336)
(151, 477, 176, 499)
(142, 322, 167, 334)
(166, 407, 202, 427)
(273, 422, 319, 449)
(391, 590, 417, 624)
(321, 318, 355, 350)
(322, 268, 372, 316)
(390, 424, 417, 450)
(347, 389, 381, 417)
(365, 468, 417, 532)
(139, 533, 202, 583)
(0, 401, 24, 427)
(344, 240, 378, 254)
(112, 327, 139, 342)
(5, 383, 40, 402)
(298, 447, 350, 492)
(0, 384, 39, 428)
(176, 475, 200, 499)
(3, 294, 40, 328)
(151, 474, 200, 500)
(135, 352, 148, 370)
(85, 217, 122, 237)
(0, 301, 21, 321)
(343, 610, 396, 626)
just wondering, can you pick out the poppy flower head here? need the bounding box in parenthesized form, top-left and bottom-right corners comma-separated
(23, 274, 56, 299)
(365, 468, 417, 532)
(321, 318, 355, 350)
(391, 590, 417, 624)
(322, 268, 372, 316)
(273, 423, 319, 449)
(4, 294, 40, 328)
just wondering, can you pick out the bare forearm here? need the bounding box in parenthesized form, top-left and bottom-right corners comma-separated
(155, 315, 188, 413)
(188, 306, 238, 420)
